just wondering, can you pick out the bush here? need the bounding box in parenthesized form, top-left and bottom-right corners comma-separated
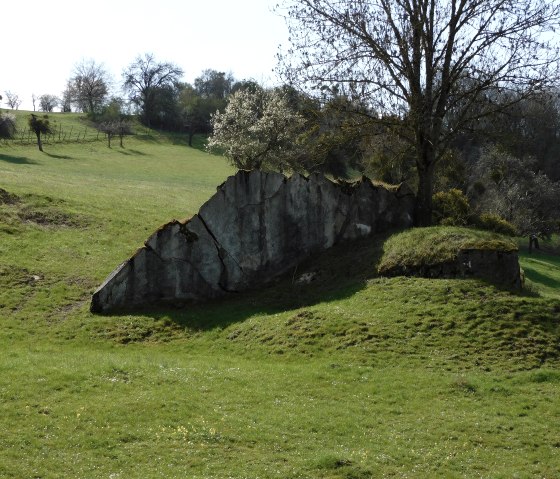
(432, 189, 471, 226)
(0, 112, 16, 139)
(475, 213, 518, 237)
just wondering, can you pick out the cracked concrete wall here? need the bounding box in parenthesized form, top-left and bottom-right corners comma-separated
(91, 170, 415, 313)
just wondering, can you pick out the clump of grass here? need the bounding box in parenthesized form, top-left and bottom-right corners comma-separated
(378, 226, 517, 274)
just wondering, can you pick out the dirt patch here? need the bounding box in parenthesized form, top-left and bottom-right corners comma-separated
(0, 188, 20, 205)
(17, 207, 87, 228)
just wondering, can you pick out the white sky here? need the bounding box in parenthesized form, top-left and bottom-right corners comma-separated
(1, 0, 290, 111)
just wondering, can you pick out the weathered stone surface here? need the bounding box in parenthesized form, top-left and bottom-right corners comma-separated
(458, 248, 522, 289)
(91, 170, 415, 313)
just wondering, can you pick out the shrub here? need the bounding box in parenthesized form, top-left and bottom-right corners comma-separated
(475, 213, 518, 237)
(432, 189, 471, 226)
(0, 112, 16, 139)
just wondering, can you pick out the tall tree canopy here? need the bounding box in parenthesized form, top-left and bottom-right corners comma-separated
(122, 53, 183, 127)
(194, 69, 235, 100)
(279, 0, 560, 225)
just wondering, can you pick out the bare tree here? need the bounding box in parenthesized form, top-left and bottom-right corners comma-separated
(98, 119, 132, 148)
(122, 53, 183, 127)
(39, 94, 59, 112)
(65, 59, 111, 114)
(4, 91, 22, 110)
(32, 94, 37, 112)
(60, 86, 73, 113)
(279, 0, 560, 225)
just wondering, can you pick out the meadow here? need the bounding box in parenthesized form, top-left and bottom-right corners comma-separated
(1, 112, 559, 478)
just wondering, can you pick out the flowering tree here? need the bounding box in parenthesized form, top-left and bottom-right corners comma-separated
(208, 87, 306, 172)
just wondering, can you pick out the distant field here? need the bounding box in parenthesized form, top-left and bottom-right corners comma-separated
(1, 112, 559, 478)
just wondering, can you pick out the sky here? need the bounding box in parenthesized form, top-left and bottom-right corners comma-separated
(2, 0, 290, 111)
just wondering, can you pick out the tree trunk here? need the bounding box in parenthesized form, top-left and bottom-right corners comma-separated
(188, 129, 194, 147)
(529, 234, 540, 253)
(414, 139, 437, 226)
(36, 132, 43, 152)
(415, 165, 435, 226)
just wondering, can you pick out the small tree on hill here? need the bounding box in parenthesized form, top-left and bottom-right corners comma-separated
(39, 94, 59, 112)
(28, 114, 53, 152)
(65, 59, 111, 115)
(4, 91, 22, 110)
(98, 119, 132, 148)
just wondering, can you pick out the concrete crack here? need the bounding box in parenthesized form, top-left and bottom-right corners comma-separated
(197, 214, 245, 292)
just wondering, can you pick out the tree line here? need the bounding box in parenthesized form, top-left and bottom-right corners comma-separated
(2, 54, 255, 147)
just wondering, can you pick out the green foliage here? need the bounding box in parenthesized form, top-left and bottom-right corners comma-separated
(432, 188, 471, 226)
(475, 212, 518, 236)
(299, 95, 369, 178)
(122, 53, 184, 128)
(27, 114, 54, 151)
(27, 114, 53, 135)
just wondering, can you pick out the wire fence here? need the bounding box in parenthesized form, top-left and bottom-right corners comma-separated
(0, 124, 125, 146)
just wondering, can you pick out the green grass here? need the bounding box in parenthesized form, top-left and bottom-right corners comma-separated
(1, 116, 560, 477)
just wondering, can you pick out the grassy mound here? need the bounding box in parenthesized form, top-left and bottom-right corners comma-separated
(378, 226, 518, 274)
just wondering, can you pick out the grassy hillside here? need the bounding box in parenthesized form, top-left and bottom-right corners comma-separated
(1, 112, 560, 478)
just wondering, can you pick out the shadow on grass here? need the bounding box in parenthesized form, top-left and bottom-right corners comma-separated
(126, 149, 147, 156)
(45, 153, 74, 160)
(0, 153, 37, 165)
(108, 235, 389, 331)
(133, 130, 208, 151)
(103, 229, 545, 332)
(522, 265, 560, 291)
(186, 135, 209, 152)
